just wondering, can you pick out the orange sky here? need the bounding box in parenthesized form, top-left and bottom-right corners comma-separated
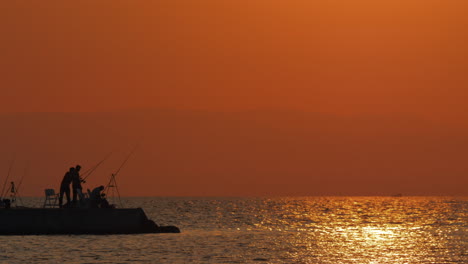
(0, 1, 467, 196)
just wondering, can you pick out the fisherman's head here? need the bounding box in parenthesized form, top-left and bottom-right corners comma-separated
(75, 165, 81, 171)
(69, 167, 75, 172)
(99, 185, 104, 191)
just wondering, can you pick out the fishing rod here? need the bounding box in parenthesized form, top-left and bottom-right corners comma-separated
(82, 151, 114, 182)
(112, 146, 137, 180)
(15, 163, 28, 193)
(1, 160, 14, 199)
(105, 146, 138, 207)
(12, 163, 28, 205)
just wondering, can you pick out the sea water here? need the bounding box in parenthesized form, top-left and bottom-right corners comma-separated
(0, 197, 466, 263)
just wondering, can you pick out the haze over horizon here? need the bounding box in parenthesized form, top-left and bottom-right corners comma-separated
(1, 1, 467, 196)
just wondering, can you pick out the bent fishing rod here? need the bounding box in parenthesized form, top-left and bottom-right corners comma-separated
(105, 146, 138, 207)
(0, 160, 14, 200)
(81, 151, 114, 182)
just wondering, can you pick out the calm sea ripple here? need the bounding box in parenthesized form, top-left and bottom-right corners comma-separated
(0, 197, 466, 263)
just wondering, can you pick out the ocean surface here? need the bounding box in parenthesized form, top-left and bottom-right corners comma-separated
(0, 197, 466, 263)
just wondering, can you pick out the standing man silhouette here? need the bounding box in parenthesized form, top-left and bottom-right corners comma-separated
(72, 165, 83, 205)
(59, 167, 74, 208)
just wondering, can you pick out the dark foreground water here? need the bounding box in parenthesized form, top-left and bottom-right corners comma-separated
(0, 197, 466, 263)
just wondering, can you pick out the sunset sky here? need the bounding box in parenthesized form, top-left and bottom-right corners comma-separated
(0, 1, 467, 196)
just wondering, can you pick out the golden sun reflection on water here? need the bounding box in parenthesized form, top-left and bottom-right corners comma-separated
(260, 197, 467, 263)
(334, 225, 416, 263)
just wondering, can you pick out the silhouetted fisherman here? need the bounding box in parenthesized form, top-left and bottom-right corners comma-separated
(59, 167, 74, 208)
(72, 165, 84, 204)
(90, 185, 105, 208)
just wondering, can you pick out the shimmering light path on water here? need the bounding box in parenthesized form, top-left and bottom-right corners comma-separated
(0, 197, 466, 263)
